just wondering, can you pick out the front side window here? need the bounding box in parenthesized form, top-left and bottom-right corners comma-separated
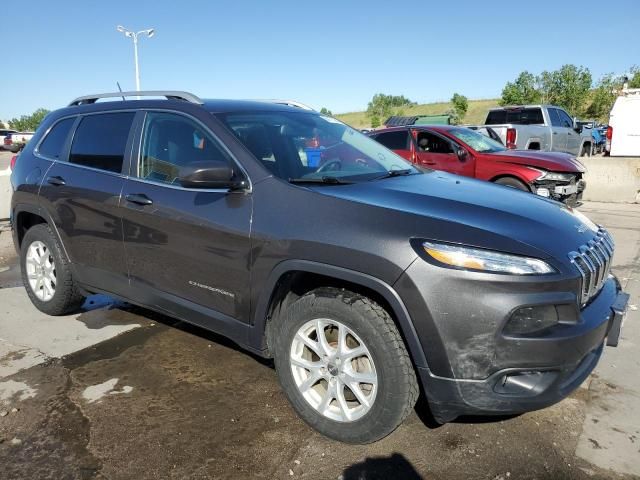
(416, 131, 454, 154)
(217, 111, 417, 182)
(38, 117, 75, 159)
(557, 109, 574, 128)
(548, 108, 562, 127)
(137, 112, 233, 185)
(69, 112, 135, 173)
(447, 127, 506, 153)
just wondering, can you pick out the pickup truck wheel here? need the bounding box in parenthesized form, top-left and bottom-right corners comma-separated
(272, 287, 418, 444)
(580, 144, 591, 157)
(20, 224, 84, 315)
(494, 177, 529, 192)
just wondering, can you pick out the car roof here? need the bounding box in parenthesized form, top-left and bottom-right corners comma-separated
(201, 99, 312, 114)
(371, 125, 459, 134)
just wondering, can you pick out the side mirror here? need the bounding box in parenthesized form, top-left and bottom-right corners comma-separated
(573, 117, 581, 132)
(456, 148, 468, 162)
(178, 161, 246, 190)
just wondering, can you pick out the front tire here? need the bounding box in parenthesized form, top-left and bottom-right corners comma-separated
(494, 176, 530, 191)
(272, 288, 418, 444)
(20, 224, 84, 315)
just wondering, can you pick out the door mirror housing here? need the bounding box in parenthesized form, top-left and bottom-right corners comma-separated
(456, 148, 469, 162)
(178, 161, 247, 190)
(573, 117, 581, 132)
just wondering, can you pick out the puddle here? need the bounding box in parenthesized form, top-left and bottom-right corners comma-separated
(82, 378, 133, 403)
(0, 379, 38, 404)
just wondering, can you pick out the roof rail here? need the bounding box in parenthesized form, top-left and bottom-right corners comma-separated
(68, 90, 203, 106)
(260, 99, 315, 111)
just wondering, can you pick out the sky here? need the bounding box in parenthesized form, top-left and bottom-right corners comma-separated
(1, 0, 639, 120)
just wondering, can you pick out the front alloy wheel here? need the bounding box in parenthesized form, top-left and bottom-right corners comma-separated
(273, 288, 418, 444)
(290, 318, 378, 422)
(25, 240, 56, 302)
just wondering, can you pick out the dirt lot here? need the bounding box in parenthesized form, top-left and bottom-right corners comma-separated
(0, 203, 638, 480)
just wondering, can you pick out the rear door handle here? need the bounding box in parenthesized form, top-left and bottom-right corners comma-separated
(46, 176, 66, 186)
(125, 193, 153, 206)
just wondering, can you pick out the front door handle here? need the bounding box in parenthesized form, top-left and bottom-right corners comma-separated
(125, 193, 153, 206)
(46, 176, 66, 186)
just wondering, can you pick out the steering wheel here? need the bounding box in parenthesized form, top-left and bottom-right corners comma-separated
(317, 159, 342, 173)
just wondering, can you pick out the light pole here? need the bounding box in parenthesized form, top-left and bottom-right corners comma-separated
(116, 25, 155, 91)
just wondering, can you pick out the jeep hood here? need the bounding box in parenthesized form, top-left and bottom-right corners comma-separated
(310, 171, 599, 263)
(489, 150, 586, 173)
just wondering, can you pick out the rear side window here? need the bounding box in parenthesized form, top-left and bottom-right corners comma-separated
(69, 112, 135, 173)
(374, 130, 410, 150)
(38, 118, 75, 159)
(486, 108, 544, 125)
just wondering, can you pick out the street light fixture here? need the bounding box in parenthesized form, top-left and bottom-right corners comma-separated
(116, 25, 155, 92)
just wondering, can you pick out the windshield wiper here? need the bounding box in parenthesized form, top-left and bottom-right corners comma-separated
(288, 176, 354, 185)
(371, 169, 416, 181)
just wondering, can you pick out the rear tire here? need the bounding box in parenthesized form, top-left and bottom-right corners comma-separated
(580, 144, 591, 157)
(272, 287, 418, 444)
(494, 177, 530, 192)
(20, 224, 84, 315)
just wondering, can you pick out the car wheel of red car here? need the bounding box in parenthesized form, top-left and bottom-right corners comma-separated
(494, 177, 530, 192)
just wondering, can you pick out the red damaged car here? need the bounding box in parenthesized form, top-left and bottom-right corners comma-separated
(368, 126, 586, 206)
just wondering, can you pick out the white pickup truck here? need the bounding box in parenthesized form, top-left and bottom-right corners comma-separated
(480, 105, 593, 157)
(3, 131, 34, 153)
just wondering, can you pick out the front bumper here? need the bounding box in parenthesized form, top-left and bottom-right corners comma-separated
(396, 260, 629, 423)
(534, 178, 586, 207)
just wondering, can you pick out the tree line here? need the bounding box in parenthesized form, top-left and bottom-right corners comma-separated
(500, 65, 640, 121)
(1, 108, 50, 132)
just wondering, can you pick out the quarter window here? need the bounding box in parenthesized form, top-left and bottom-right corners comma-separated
(69, 112, 135, 173)
(138, 112, 233, 185)
(38, 117, 75, 159)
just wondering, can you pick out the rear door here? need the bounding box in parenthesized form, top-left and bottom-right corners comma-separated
(120, 110, 253, 332)
(38, 111, 135, 296)
(548, 108, 568, 152)
(371, 130, 413, 162)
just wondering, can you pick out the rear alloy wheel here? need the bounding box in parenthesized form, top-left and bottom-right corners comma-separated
(25, 240, 57, 302)
(273, 287, 418, 444)
(581, 144, 591, 157)
(20, 224, 84, 315)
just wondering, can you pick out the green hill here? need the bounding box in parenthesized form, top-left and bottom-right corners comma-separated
(335, 98, 500, 129)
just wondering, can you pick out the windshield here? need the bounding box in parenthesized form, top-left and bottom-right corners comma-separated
(448, 127, 506, 153)
(216, 111, 419, 182)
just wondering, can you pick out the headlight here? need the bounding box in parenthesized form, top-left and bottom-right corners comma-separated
(422, 241, 556, 275)
(537, 171, 575, 182)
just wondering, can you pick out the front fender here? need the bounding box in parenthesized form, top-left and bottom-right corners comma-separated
(249, 259, 429, 369)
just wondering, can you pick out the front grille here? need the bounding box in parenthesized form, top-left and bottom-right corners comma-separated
(568, 228, 614, 306)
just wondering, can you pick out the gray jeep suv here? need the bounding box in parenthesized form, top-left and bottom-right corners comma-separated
(10, 91, 629, 444)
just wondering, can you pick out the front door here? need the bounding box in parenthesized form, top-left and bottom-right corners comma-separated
(414, 130, 470, 176)
(121, 111, 253, 330)
(557, 108, 581, 155)
(548, 108, 568, 153)
(38, 111, 135, 295)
